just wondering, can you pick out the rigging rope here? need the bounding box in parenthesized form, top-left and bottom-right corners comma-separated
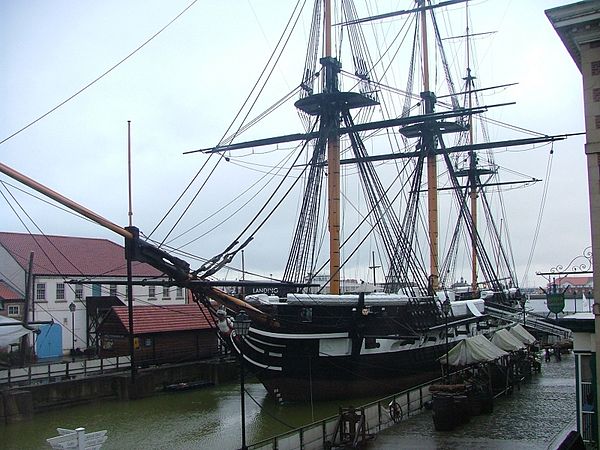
(0, 0, 201, 147)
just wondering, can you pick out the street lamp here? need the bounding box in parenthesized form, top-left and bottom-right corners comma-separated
(442, 299, 451, 379)
(233, 310, 251, 450)
(519, 296, 527, 325)
(68, 302, 76, 357)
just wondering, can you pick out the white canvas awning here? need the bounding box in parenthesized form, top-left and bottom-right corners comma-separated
(509, 324, 537, 345)
(491, 329, 526, 352)
(441, 334, 508, 366)
(0, 316, 32, 347)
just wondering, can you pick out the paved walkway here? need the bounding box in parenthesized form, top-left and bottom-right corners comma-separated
(366, 354, 577, 449)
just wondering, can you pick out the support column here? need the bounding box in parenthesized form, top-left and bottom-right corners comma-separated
(581, 39, 600, 446)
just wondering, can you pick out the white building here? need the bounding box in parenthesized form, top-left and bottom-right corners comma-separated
(0, 232, 187, 358)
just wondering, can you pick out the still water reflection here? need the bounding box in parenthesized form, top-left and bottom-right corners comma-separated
(1, 378, 374, 450)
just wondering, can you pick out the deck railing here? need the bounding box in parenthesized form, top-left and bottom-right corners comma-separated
(248, 376, 441, 450)
(0, 356, 131, 387)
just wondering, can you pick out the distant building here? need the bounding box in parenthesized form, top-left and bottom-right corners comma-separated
(0, 232, 187, 358)
(97, 304, 218, 365)
(308, 274, 377, 294)
(551, 276, 594, 298)
(0, 280, 25, 321)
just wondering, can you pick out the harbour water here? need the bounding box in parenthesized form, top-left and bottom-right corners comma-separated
(0, 378, 375, 449)
(1, 352, 575, 449)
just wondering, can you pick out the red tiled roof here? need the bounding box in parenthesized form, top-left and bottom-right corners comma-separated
(0, 281, 23, 300)
(110, 304, 214, 334)
(0, 232, 163, 277)
(555, 276, 593, 286)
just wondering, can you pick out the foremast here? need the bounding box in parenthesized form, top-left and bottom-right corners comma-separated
(421, 0, 440, 294)
(324, 0, 341, 295)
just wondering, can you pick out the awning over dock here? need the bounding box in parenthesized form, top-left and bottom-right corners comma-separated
(441, 335, 507, 366)
(509, 324, 537, 345)
(0, 316, 31, 346)
(491, 329, 527, 352)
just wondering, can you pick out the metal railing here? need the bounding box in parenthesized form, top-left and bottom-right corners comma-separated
(249, 377, 440, 450)
(0, 356, 131, 387)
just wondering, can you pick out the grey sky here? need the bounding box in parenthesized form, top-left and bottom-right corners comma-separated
(1, 1, 590, 288)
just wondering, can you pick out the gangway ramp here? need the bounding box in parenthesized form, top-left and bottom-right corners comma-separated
(485, 305, 572, 339)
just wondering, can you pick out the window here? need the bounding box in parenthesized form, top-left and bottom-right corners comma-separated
(148, 285, 156, 299)
(176, 287, 183, 298)
(8, 305, 19, 316)
(300, 307, 312, 322)
(92, 284, 101, 296)
(36, 283, 46, 300)
(75, 284, 83, 299)
(56, 283, 65, 300)
(144, 337, 153, 348)
(0, 300, 4, 310)
(109, 284, 117, 297)
(162, 286, 170, 298)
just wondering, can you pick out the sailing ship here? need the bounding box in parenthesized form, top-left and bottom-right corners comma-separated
(1, 1, 571, 402)
(181, 0, 566, 401)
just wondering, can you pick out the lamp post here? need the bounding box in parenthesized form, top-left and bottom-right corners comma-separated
(442, 299, 451, 379)
(233, 310, 251, 450)
(68, 302, 76, 359)
(519, 296, 527, 325)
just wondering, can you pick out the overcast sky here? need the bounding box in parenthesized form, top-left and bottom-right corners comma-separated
(1, 0, 591, 288)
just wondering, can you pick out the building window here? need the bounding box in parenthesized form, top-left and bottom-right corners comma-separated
(8, 305, 19, 317)
(592, 60, 600, 76)
(109, 284, 117, 297)
(92, 284, 101, 296)
(144, 337, 153, 348)
(0, 300, 4, 310)
(162, 286, 170, 299)
(75, 285, 83, 299)
(176, 287, 183, 299)
(36, 283, 46, 300)
(56, 283, 65, 300)
(148, 285, 156, 299)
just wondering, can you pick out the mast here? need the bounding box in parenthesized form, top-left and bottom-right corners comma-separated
(421, 0, 439, 291)
(324, 0, 341, 295)
(465, 1, 478, 293)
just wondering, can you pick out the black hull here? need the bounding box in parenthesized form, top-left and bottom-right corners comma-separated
(224, 293, 491, 402)
(257, 350, 443, 402)
(232, 325, 457, 402)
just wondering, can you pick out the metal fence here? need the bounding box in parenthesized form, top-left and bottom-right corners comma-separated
(249, 377, 439, 450)
(0, 356, 131, 387)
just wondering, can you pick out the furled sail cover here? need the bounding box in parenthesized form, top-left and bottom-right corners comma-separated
(0, 316, 31, 347)
(509, 324, 537, 345)
(441, 334, 507, 366)
(491, 329, 526, 352)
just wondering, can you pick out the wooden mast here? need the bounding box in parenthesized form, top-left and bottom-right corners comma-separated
(465, 2, 478, 293)
(324, 0, 341, 295)
(421, 0, 439, 292)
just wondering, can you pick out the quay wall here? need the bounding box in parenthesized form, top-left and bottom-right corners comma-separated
(0, 357, 238, 424)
